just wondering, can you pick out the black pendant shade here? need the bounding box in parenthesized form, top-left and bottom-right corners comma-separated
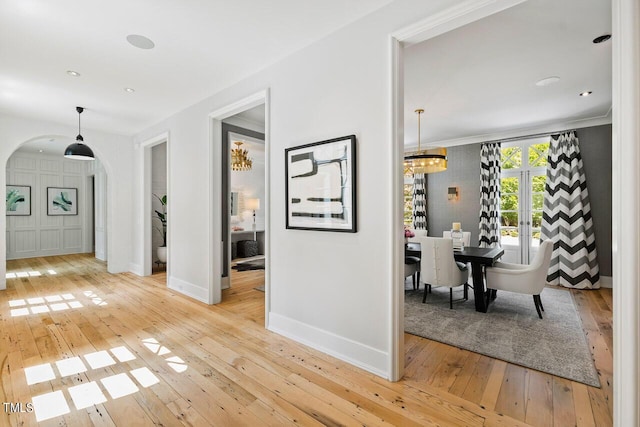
(64, 106, 95, 160)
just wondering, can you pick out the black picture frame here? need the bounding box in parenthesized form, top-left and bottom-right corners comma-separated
(285, 135, 357, 232)
(6, 185, 31, 216)
(47, 187, 78, 216)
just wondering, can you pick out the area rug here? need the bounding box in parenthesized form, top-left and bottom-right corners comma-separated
(404, 284, 600, 387)
(232, 258, 265, 271)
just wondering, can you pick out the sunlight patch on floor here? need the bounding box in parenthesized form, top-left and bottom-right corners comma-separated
(84, 290, 108, 306)
(67, 381, 107, 410)
(142, 337, 171, 355)
(6, 270, 54, 279)
(101, 373, 139, 399)
(32, 391, 70, 422)
(8, 293, 92, 317)
(25, 343, 166, 422)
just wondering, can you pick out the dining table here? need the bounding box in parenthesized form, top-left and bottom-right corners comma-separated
(405, 242, 504, 312)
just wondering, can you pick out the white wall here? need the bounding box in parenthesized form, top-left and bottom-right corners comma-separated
(6, 151, 91, 259)
(0, 114, 134, 289)
(131, 0, 468, 379)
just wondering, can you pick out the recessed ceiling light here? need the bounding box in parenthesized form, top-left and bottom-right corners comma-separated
(535, 76, 560, 87)
(593, 34, 611, 44)
(580, 91, 593, 97)
(39, 150, 43, 153)
(124, 87, 135, 93)
(126, 34, 155, 50)
(66, 70, 81, 77)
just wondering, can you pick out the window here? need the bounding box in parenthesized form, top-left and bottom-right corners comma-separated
(500, 137, 550, 263)
(404, 168, 414, 227)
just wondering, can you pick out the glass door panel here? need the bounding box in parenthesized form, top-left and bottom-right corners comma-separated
(528, 173, 546, 261)
(500, 175, 521, 263)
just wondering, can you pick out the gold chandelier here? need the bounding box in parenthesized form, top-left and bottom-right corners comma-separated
(231, 141, 252, 171)
(404, 109, 447, 174)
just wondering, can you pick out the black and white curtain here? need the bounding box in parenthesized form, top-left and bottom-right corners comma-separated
(541, 132, 600, 289)
(479, 142, 501, 247)
(413, 173, 427, 231)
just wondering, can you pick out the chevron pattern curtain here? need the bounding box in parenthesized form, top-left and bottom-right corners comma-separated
(479, 142, 501, 247)
(541, 132, 600, 289)
(413, 173, 427, 231)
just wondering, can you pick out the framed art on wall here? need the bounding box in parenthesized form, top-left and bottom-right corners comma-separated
(47, 187, 78, 216)
(285, 134, 357, 232)
(6, 185, 31, 216)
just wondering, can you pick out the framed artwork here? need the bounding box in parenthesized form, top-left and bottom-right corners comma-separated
(6, 185, 31, 216)
(47, 187, 78, 216)
(285, 135, 357, 232)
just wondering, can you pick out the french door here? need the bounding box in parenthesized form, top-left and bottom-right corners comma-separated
(500, 139, 549, 264)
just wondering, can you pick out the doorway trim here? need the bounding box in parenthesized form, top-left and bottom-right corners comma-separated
(208, 89, 270, 322)
(139, 131, 170, 277)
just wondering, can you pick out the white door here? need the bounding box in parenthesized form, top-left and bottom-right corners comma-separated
(500, 138, 549, 264)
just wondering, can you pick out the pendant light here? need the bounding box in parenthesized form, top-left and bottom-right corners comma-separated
(64, 106, 95, 160)
(404, 109, 447, 174)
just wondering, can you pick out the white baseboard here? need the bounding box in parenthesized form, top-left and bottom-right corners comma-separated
(268, 312, 389, 379)
(600, 275, 613, 288)
(129, 262, 144, 276)
(168, 276, 209, 304)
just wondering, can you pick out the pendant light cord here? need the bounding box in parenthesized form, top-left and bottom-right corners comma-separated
(415, 108, 424, 151)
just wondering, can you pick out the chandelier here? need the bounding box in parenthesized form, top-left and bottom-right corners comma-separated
(404, 109, 447, 174)
(231, 141, 252, 171)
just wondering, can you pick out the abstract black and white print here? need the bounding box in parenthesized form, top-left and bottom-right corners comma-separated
(285, 135, 356, 232)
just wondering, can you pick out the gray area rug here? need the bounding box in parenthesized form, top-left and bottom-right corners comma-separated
(404, 284, 600, 387)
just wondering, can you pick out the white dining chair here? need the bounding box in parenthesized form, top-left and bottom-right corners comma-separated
(484, 240, 554, 318)
(408, 228, 428, 242)
(415, 236, 468, 309)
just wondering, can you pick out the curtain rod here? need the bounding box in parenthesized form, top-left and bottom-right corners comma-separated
(483, 128, 577, 145)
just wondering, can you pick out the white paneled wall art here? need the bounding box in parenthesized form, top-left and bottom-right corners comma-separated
(6, 151, 94, 260)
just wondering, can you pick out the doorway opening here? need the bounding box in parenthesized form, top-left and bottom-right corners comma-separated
(220, 106, 266, 323)
(139, 132, 169, 278)
(208, 90, 269, 318)
(151, 142, 168, 275)
(5, 136, 109, 272)
(393, 0, 614, 393)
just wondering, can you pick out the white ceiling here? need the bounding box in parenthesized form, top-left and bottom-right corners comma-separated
(1, 0, 392, 138)
(404, 0, 612, 148)
(2, 0, 612, 155)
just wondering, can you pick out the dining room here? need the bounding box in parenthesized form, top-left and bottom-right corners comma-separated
(399, 0, 613, 423)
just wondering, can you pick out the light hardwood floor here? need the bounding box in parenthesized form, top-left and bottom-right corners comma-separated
(0, 254, 612, 426)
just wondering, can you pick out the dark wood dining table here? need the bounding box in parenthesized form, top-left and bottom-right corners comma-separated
(405, 242, 504, 312)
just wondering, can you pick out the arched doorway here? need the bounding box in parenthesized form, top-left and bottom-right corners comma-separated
(4, 135, 109, 281)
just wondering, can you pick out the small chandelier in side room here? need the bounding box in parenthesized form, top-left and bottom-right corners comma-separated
(404, 108, 447, 174)
(64, 106, 95, 160)
(231, 141, 252, 171)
